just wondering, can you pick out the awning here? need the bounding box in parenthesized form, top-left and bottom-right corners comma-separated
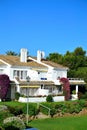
(20, 85, 40, 88)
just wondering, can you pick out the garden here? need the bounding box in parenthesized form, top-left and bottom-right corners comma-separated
(0, 99, 87, 129)
(0, 75, 87, 129)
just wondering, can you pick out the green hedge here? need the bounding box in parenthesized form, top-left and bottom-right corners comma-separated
(40, 100, 86, 116)
(0, 100, 87, 120)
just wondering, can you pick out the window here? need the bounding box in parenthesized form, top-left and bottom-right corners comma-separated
(13, 70, 27, 80)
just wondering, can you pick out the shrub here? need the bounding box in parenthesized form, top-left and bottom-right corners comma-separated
(23, 103, 39, 117)
(50, 108, 56, 117)
(15, 92, 20, 100)
(0, 105, 8, 111)
(77, 100, 86, 108)
(3, 116, 25, 130)
(78, 92, 83, 99)
(80, 92, 87, 99)
(0, 111, 13, 124)
(7, 106, 23, 116)
(46, 95, 54, 102)
(0, 126, 4, 130)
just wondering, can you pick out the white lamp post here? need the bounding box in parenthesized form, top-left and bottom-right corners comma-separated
(26, 76, 30, 125)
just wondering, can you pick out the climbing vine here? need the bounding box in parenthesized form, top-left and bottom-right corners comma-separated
(60, 77, 70, 100)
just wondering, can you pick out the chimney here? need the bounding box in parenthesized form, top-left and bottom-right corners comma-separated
(37, 50, 41, 62)
(20, 48, 27, 62)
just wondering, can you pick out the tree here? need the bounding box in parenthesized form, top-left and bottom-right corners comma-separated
(6, 51, 18, 56)
(46, 53, 63, 64)
(73, 47, 86, 56)
(0, 74, 10, 100)
(60, 77, 70, 100)
(63, 53, 76, 69)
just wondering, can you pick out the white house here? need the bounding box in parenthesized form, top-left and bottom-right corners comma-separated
(0, 48, 68, 100)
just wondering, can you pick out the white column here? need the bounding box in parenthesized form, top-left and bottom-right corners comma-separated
(76, 85, 78, 99)
(17, 85, 20, 93)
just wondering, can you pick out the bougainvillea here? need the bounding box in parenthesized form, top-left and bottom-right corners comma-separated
(0, 74, 10, 100)
(60, 77, 70, 101)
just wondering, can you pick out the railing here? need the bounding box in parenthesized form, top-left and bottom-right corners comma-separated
(68, 78, 84, 81)
(37, 103, 51, 116)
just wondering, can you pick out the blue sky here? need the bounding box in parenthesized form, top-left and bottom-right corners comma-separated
(0, 0, 87, 57)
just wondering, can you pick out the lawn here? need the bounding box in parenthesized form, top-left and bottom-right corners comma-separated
(29, 115, 87, 130)
(0, 101, 87, 130)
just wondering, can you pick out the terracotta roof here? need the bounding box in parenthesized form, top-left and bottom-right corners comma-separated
(0, 55, 68, 69)
(0, 61, 6, 65)
(41, 59, 68, 69)
(0, 55, 47, 68)
(31, 57, 68, 69)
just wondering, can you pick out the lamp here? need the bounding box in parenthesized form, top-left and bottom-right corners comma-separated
(26, 76, 30, 125)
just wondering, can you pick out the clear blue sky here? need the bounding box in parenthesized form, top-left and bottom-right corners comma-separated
(0, 0, 87, 56)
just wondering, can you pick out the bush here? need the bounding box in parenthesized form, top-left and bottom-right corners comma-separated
(0, 111, 13, 125)
(50, 108, 56, 117)
(3, 116, 25, 130)
(0, 105, 8, 111)
(0, 126, 4, 130)
(80, 92, 87, 99)
(23, 103, 39, 117)
(15, 92, 20, 100)
(7, 106, 23, 116)
(46, 95, 54, 102)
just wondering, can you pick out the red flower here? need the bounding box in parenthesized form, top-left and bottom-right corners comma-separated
(0, 74, 10, 99)
(60, 77, 70, 100)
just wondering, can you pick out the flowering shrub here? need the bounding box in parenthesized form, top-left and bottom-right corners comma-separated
(60, 77, 70, 100)
(3, 116, 25, 129)
(0, 105, 8, 111)
(0, 74, 10, 100)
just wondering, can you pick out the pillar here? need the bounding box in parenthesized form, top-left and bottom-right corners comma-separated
(76, 85, 78, 99)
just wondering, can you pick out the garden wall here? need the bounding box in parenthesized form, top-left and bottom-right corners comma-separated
(18, 96, 64, 103)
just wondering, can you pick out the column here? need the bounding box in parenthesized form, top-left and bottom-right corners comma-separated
(76, 85, 78, 99)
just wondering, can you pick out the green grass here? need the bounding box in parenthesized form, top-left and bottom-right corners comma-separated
(29, 116, 87, 130)
(0, 101, 87, 130)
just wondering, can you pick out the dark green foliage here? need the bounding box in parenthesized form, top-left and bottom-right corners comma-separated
(23, 103, 39, 117)
(0, 126, 4, 130)
(46, 95, 54, 102)
(0, 111, 13, 124)
(81, 92, 87, 99)
(40, 100, 86, 116)
(75, 67, 87, 82)
(46, 47, 87, 82)
(50, 108, 56, 117)
(7, 105, 23, 116)
(6, 51, 18, 56)
(28, 105, 39, 117)
(46, 52, 63, 64)
(15, 92, 20, 100)
(4, 125, 19, 130)
(0, 100, 87, 122)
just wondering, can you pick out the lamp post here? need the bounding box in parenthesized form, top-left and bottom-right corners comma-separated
(26, 76, 30, 125)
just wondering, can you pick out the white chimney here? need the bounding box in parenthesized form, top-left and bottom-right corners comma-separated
(20, 48, 27, 62)
(37, 50, 41, 62)
(41, 51, 45, 58)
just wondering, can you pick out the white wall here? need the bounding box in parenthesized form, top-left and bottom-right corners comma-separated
(46, 68, 67, 81)
(19, 96, 65, 103)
